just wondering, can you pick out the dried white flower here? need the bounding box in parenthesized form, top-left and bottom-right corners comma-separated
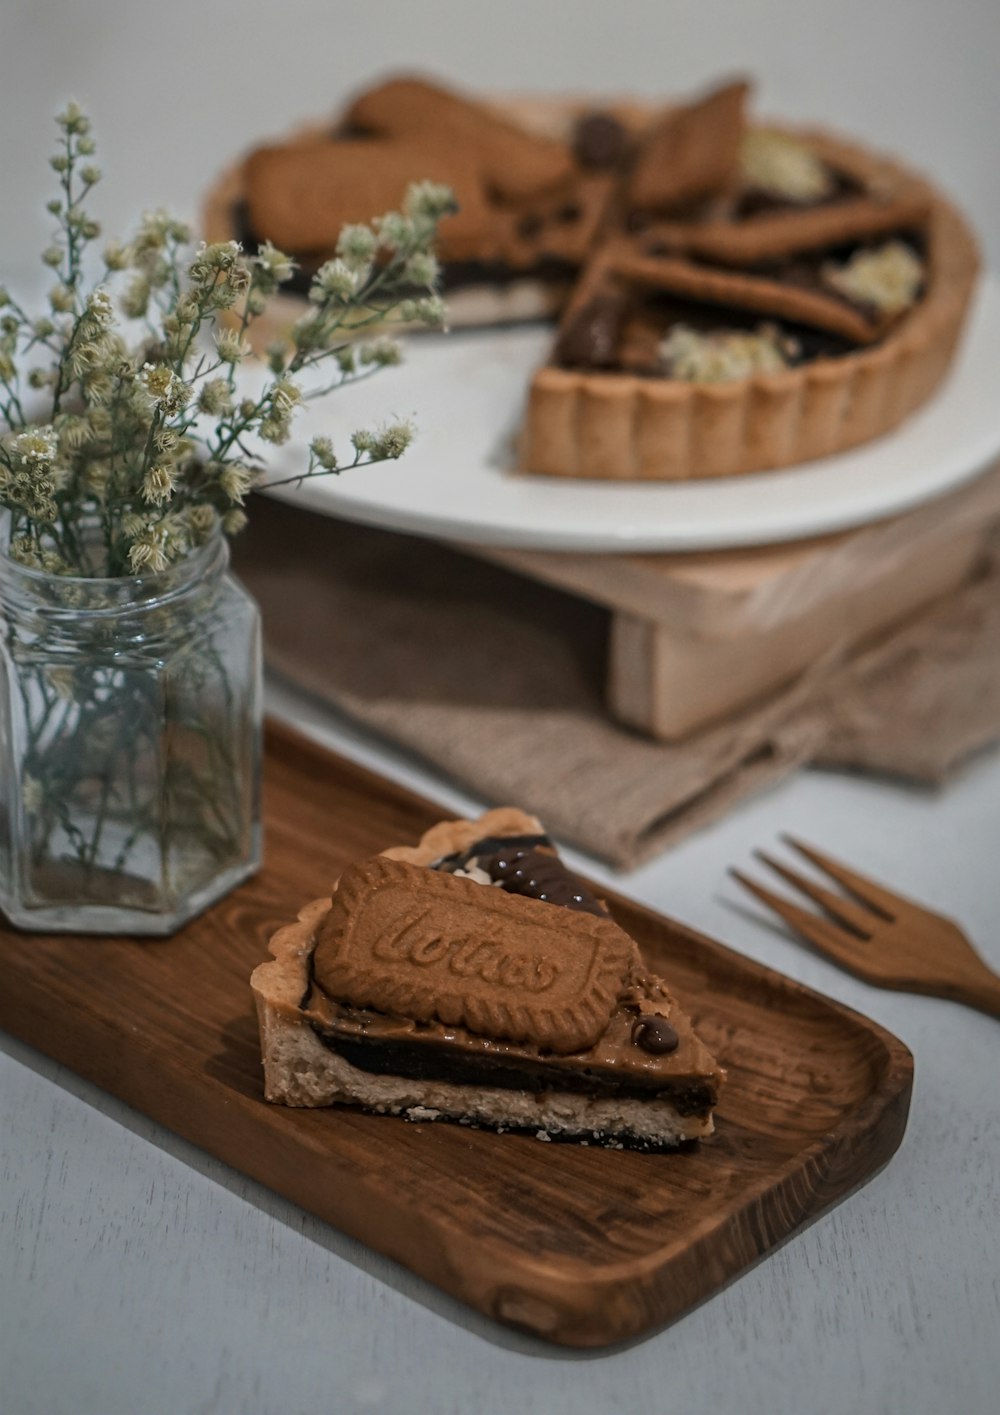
(219, 463, 255, 504)
(359, 337, 401, 368)
(120, 275, 151, 319)
(402, 251, 439, 288)
(49, 284, 76, 314)
(375, 211, 415, 252)
(197, 378, 234, 416)
(404, 181, 456, 225)
(269, 378, 302, 416)
(214, 328, 249, 364)
(127, 529, 169, 575)
(138, 362, 190, 413)
(399, 295, 446, 327)
(258, 418, 289, 444)
(142, 463, 176, 505)
(85, 287, 115, 329)
(56, 101, 89, 136)
(371, 419, 414, 460)
(312, 258, 362, 302)
(310, 435, 338, 471)
(103, 239, 131, 271)
(255, 240, 296, 286)
(336, 224, 377, 271)
(11, 426, 58, 466)
(185, 504, 217, 543)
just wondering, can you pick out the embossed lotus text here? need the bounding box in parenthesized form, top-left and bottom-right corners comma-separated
(372, 907, 561, 991)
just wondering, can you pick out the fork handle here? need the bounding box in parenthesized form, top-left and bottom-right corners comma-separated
(944, 972, 1000, 1020)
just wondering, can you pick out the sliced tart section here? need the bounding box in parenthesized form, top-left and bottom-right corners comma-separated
(252, 808, 723, 1149)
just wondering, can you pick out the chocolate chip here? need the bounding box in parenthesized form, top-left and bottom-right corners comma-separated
(631, 1015, 680, 1054)
(556, 203, 582, 224)
(516, 212, 544, 241)
(573, 111, 628, 169)
(554, 293, 626, 369)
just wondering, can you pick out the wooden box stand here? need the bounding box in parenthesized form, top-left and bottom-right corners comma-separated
(474, 465, 1000, 740)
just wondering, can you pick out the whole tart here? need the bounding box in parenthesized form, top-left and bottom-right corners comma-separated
(519, 127, 979, 481)
(203, 76, 979, 481)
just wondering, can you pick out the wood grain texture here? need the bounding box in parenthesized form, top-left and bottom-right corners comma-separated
(0, 720, 914, 1348)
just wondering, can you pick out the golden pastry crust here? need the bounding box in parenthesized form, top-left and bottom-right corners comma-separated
(519, 127, 979, 482)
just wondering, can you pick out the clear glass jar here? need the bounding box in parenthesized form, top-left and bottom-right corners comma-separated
(0, 522, 261, 934)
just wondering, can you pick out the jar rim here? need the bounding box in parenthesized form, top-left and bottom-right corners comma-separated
(0, 513, 229, 615)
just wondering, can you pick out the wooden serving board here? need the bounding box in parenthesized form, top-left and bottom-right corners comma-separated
(0, 721, 913, 1348)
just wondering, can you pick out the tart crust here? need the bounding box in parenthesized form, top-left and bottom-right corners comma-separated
(519, 127, 980, 481)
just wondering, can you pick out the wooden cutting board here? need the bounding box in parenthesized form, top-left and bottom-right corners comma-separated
(0, 720, 913, 1348)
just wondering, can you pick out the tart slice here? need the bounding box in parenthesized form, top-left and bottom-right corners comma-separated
(252, 808, 723, 1150)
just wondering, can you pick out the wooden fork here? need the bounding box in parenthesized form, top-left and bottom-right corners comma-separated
(731, 836, 1000, 1019)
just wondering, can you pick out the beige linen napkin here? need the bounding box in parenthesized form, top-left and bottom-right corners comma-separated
(234, 499, 1000, 868)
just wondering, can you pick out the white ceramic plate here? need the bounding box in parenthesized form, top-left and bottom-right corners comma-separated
(255, 274, 1000, 552)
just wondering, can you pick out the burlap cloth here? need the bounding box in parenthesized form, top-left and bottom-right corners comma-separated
(234, 498, 1000, 869)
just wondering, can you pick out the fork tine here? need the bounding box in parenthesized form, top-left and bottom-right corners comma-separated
(754, 851, 875, 938)
(729, 868, 867, 965)
(781, 836, 902, 920)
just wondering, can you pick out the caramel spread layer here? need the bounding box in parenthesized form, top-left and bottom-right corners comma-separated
(302, 966, 721, 1113)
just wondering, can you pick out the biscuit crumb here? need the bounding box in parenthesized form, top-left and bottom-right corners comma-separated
(406, 1105, 442, 1122)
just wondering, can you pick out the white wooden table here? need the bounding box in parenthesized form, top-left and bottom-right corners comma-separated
(2, 676, 998, 1415)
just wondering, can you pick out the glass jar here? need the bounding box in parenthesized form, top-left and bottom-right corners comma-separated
(0, 523, 261, 934)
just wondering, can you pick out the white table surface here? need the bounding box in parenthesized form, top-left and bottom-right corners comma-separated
(2, 674, 999, 1415)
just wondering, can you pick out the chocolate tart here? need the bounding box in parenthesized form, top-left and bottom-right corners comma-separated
(519, 127, 979, 481)
(251, 808, 723, 1150)
(203, 77, 979, 480)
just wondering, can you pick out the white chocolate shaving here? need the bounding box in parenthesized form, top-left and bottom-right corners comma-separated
(741, 128, 834, 204)
(660, 323, 798, 383)
(822, 240, 924, 315)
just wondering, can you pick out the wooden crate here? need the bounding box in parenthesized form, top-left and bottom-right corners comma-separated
(472, 465, 1000, 740)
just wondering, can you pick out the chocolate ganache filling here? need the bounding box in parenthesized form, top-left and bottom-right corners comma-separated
(434, 833, 606, 915)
